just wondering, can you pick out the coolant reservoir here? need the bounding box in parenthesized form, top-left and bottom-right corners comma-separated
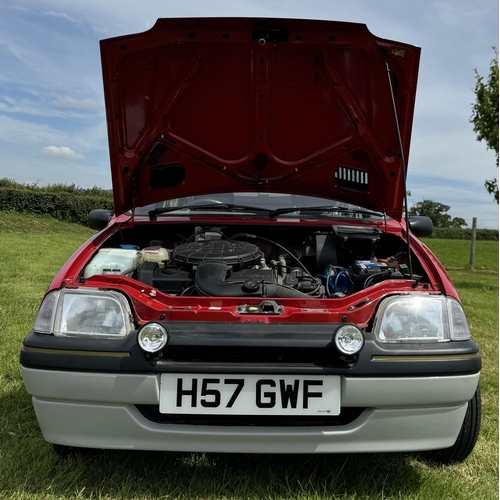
(140, 246, 170, 267)
(83, 248, 141, 278)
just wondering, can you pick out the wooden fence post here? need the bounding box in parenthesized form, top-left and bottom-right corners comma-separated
(469, 217, 477, 269)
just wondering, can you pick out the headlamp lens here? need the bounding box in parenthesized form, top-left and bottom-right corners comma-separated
(33, 289, 132, 339)
(335, 325, 364, 355)
(374, 295, 471, 342)
(138, 323, 168, 353)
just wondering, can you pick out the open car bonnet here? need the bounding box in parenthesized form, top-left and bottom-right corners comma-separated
(100, 18, 420, 219)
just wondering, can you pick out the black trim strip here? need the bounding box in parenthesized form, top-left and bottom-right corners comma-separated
(136, 405, 366, 426)
(20, 327, 481, 377)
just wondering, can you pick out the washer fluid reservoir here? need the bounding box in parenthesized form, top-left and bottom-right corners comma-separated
(83, 248, 141, 278)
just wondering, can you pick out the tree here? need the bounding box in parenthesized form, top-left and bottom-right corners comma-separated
(471, 47, 499, 203)
(409, 200, 467, 228)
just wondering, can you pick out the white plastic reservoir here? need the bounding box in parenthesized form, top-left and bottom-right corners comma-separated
(84, 248, 141, 278)
(140, 246, 170, 266)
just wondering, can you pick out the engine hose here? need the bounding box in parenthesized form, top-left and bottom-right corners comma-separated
(278, 255, 287, 278)
(230, 233, 310, 276)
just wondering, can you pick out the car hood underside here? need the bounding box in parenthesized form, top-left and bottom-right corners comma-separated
(100, 17, 420, 218)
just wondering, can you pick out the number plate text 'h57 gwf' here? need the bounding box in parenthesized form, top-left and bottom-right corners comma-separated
(160, 374, 341, 415)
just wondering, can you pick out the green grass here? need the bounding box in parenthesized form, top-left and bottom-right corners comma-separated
(421, 238, 499, 272)
(0, 214, 498, 499)
(0, 211, 96, 235)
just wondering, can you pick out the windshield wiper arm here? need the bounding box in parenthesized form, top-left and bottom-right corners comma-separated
(148, 203, 382, 219)
(148, 203, 270, 218)
(268, 206, 383, 219)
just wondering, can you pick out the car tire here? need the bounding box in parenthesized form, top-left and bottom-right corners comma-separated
(424, 385, 481, 464)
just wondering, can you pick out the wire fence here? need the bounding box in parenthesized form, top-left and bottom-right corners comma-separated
(464, 219, 498, 230)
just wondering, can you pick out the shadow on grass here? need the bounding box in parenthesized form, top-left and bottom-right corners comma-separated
(446, 268, 499, 292)
(2, 385, 423, 499)
(32, 449, 424, 499)
(449, 278, 498, 292)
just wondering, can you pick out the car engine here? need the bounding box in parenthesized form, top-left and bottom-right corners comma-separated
(84, 225, 417, 299)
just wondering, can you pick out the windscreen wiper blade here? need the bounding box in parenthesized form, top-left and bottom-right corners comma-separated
(148, 203, 270, 218)
(268, 205, 383, 219)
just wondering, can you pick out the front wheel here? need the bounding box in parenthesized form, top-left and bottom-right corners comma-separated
(424, 386, 481, 464)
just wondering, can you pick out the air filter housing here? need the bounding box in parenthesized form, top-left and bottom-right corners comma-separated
(173, 240, 261, 271)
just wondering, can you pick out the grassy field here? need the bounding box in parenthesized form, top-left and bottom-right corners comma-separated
(0, 212, 498, 500)
(420, 237, 499, 272)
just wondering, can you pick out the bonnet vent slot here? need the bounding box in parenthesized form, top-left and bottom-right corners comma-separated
(335, 166, 369, 192)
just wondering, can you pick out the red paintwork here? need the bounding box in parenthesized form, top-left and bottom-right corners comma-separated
(43, 19, 454, 330)
(47, 213, 458, 327)
(100, 18, 420, 219)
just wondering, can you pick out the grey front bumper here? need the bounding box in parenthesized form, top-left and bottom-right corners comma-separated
(22, 367, 479, 453)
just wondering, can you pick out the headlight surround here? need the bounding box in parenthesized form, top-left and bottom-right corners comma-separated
(33, 289, 134, 339)
(373, 294, 471, 343)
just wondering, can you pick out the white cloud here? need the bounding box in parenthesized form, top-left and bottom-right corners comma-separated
(0, 114, 108, 157)
(0, 113, 68, 146)
(0, 96, 68, 117)
(44, 11, 80, 24)
(51, 96, 99, 109)
(0, 12, 103, 96)
(41, 145, 85, 160)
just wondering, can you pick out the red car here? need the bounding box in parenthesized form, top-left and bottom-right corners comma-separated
(21, 18, 480, 463)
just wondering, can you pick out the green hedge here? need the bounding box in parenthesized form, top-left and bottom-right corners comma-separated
(427, 227, 499, 241)
(0, 178, 498, 238)
(0, 178, 112, 196)
(0, 187, 114, 225)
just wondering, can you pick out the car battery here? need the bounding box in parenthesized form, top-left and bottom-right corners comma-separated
(349, 260, 402, 288)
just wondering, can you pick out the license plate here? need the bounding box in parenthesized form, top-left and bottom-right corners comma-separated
(159, 374, 340, 415)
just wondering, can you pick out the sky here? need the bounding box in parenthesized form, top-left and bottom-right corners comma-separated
(0, 0, 498, 228)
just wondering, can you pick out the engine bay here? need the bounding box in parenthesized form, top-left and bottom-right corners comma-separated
(84, 223, 424, 299)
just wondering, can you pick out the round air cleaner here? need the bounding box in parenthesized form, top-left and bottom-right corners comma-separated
(173, 240, 261, 271)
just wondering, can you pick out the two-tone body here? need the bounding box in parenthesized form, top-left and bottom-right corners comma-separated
(21, 18, 480, 462)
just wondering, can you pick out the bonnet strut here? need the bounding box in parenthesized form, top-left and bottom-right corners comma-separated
(383, 50, 414, 279)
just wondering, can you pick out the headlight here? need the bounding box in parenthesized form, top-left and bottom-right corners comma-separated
(33, 289, 134, 339)
(373, 294, 471, 343)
